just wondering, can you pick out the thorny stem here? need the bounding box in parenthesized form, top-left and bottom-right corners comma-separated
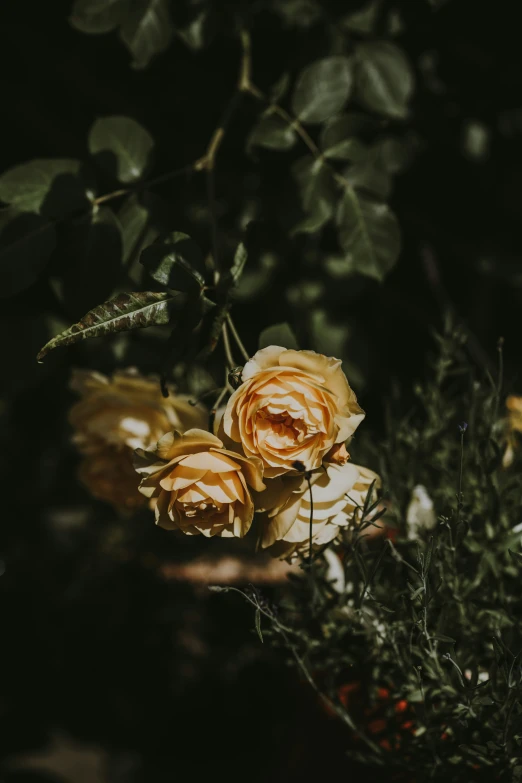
(226, 314, 250, 363)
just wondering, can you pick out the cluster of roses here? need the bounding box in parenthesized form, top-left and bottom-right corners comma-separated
(70, 347, 379, 560)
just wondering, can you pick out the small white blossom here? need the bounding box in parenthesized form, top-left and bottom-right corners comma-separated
(406, 485, 437, 540)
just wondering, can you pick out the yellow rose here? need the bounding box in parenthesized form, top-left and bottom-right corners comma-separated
(504, 395, 522, 467)
(69, 368, 208, 509)
(258, 462, 380, 561)
(134, 429, 265, 537)
(222, 347, 364, 478)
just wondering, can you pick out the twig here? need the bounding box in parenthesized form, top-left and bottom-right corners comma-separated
(93, 162, 200, 206)
(226, 314, 250, 362)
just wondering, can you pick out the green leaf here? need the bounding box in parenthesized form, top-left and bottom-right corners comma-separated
(292, 56, 353, 124)
(228, 242, 248, 288)
(247, 113, 297, 153)
(336, 189, 401, 281)
(255, 608, 263, 643)
(292, 155, 337, 234)
(342, 1, 381, 35)
(320, 115, 371, 161)
(176, 10, 212, 51)
(270, 73, 291, 103)
(0, 159, 84, 215)
(259, 322, 299, 351)
(37, 290, 181, 361)
(509, 549, 522, 566)
(89, 116, 154, 184)
(343, 149, 392, 200)
(69, 0, 127, 34)
(321, 113, 378, 144)
(119, 0, 173, 69)
(0, 210, 56, 298)
(118, 194, 159, 268)
(355, 42, 414, 119)
(141, 232, 205, 292)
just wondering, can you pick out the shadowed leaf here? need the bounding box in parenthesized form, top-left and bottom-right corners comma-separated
(89, 116, 154, 183)
(0, 159, 84, 215)
(119, 0, 173, 69)
(141, 232, 205, 291)
(247, 113, 297, 154)
(355, 41, 414, 119)
(70, 0, 127, 33)
(0, 211, 56, 298)
(336, 189, 401, 280)
(292, 56, 353, 124)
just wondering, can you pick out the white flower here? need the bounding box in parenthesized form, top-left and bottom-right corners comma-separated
(406, 485, 436, 540)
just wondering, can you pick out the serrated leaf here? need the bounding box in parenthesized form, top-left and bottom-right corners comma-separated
(69, 0, 127, 34)
(0, 159, 85, 216)
(343, 149, 392, 200)
(259, 322, 299, 351)
(270, 73, 291, 103)
(292, 155, 337, 234)
(247, 113, 297, 153)
(292, 56, 353, 124)
(228, 242, 248, 288)
(255, 608, 263, 643)
(0, 210, 56, 298)
(89, 116, 154, 184)
(37, 291, 181, 361)
(336, 189, 401, 281)
(118, 194, 159, 285)
(324, 138, 367, 162)
(119, 0, 173, 69)
(141, 232, 205, 292)
(355, 41, 414, 119)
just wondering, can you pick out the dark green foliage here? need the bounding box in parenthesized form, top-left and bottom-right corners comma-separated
(235, 327, 522, 781)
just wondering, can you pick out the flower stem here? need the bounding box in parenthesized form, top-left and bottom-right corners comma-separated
(226, 314, 250, 362)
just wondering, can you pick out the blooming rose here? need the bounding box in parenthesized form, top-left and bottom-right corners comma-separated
(222, 347, 364, 478)
(258, 462, 380, 561)
(134, 429, 265, 536)
(69, 369, 207, 509)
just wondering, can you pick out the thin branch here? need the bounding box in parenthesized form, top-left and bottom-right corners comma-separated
(93, 161, 201, 206)
(226, 314, 250, 362)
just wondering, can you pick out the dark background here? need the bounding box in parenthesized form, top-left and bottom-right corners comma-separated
(1, 0, 522, 780)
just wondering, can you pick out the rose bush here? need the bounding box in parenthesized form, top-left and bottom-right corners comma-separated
(134, 429, 265, 537)
(69, 369, 207, 509)
(222, 347, 365, 478)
